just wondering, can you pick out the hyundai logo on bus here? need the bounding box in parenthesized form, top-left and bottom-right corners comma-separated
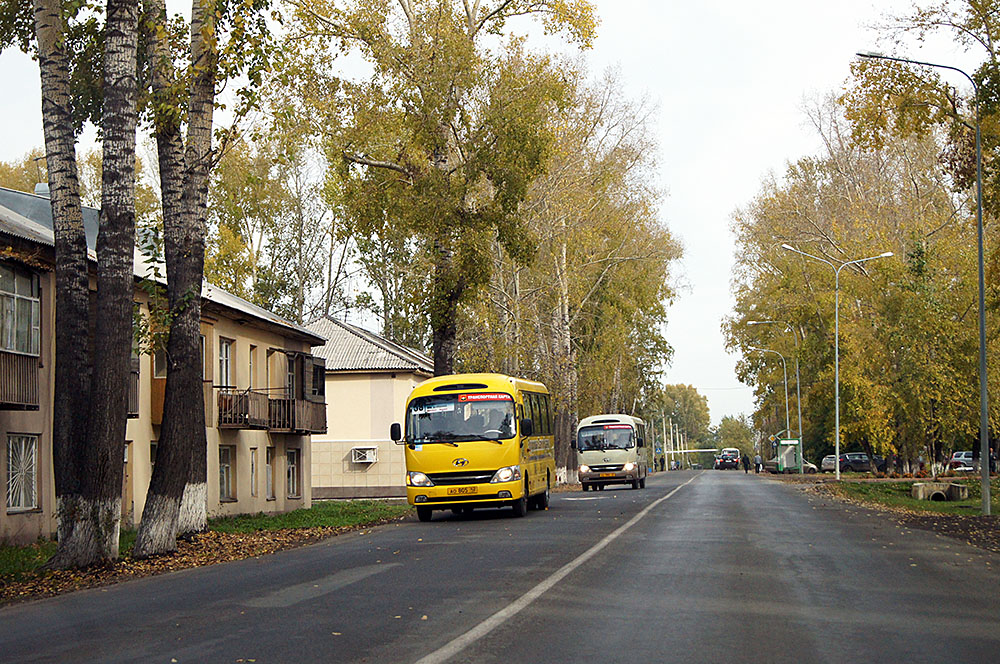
(453, 458, 469, 467)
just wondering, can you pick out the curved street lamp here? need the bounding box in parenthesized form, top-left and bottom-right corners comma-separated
(855, 50, 990, 516)
(781, 245, 892, 480)
(749, 345, 790, 448)
(749, 320, 803, 442)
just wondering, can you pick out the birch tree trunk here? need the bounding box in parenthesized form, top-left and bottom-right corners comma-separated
(79, 0, 141, 560)
(134, 0, 215, 556)
(37, 0, 139, 568)
(34, 0, 96, 568)
(552, 231, 578, 482)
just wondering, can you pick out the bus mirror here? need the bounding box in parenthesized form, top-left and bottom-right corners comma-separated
(520, 418, 534, 438)
(571, 439, 577, 450)
(637, 437, 645, 448)
(390, 422, 402, 442)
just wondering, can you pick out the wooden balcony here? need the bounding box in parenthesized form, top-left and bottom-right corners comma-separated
(267, 394, 326, 434)
(217, 388, 269, 429)
(0, 351, 39, 410)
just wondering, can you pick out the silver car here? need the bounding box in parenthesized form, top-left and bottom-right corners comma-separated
(821, 455, 837, 472)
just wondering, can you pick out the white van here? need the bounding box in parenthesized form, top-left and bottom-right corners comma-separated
(574, 414, 648, 491)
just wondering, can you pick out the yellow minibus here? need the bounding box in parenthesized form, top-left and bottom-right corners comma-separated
(390, 373, 555, 522)
(574, 414, 648, 491)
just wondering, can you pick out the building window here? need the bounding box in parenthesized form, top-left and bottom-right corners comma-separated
(311, 360, 325, 399)
(265, 446, 275, 500)
(0, 264, 40, 356)
(153, 348, 167, 378)
(249, 345, 257, 389)
(250, 447, 258, 497)
(200, 334, 207, 379)
(219, 445, 235, 501)
(286, 355, 296, 399)
(7, 434, 37, 511)
(219, 338, 233, 387)
(287, 448, 300, 498)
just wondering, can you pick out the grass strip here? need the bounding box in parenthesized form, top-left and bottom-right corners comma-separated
(828, 477, 1000, 515)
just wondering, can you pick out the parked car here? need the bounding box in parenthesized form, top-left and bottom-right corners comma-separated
(763, 458, 818, 474)
(839, 452, 887, 473)
(821, 455, 837, 472)
(949, 450, 974, 471)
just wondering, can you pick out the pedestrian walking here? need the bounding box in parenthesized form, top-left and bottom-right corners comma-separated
(741, 454, 750, 474)
(753, 454, 762, 474)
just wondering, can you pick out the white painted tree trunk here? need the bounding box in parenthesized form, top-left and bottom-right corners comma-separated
(177, 482, 207, 534)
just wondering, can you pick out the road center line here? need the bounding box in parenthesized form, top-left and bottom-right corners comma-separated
(413, 473, 702, 664)
(245, 563, 400, 608)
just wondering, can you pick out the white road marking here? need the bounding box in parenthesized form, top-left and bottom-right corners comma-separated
(245, 563, 400, 608)
(413, 473, 702, 664)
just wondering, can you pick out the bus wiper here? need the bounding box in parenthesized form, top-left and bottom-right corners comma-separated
(462, 434, 505, 444)
(412, 437, 458, 446)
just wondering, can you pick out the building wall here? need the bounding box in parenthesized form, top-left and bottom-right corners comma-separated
(125, 305, 314, 527)
(2, 277, 317, 546)
(0, 270, 56, 544)
(312, 372, 426, 499)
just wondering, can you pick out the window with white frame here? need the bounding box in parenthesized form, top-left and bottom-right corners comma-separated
(265, 446, 275, 500)
(219, 338, 233, 387)
(7, 434, 37, 511)
(249, 345, 256, 389)
(286, 448, 300, 498)
(250, 447, 258, 497)
(0, 264, 40, 356)
(219, 445, 235, 500)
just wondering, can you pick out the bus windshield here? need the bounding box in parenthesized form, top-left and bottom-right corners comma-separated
(407, 393, 515, 443)
(577, 424, 634, 451)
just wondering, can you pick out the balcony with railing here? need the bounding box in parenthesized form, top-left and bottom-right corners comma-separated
(0, 351, 39, 410)
(261, 387, 326, 434)
(217, 388, 269, 429)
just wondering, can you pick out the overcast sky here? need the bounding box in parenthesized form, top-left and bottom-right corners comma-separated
(0, 0, 977, 424)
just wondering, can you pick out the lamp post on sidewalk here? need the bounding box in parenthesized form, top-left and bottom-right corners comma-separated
(749, 320, 803, 442)
(855, 50, 990, 515)
(781, 245, 892, 480)
(749, 346, 790, 444)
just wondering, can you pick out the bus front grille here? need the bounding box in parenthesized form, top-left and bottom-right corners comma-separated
(427, 470, 496, 485)
(588, 464, 624, 472)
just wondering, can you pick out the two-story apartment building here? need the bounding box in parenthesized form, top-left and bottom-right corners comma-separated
(0, 186, 327, 545)
(306, 316, 432, 499)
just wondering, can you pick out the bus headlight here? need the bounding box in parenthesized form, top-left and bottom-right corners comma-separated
(623, 462, 637, 472)
(490, 466, 521, 483)
(408, 471, 434, 487)
(579, 465, 591, 474)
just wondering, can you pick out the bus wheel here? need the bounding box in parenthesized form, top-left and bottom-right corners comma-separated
(511, 480, 529, 517)
(581, 483, 589, 492)
(533, 476, 550, 510)
(631, 479, 639, 490)
(416, 506, 433, 522)
(639, 477, 646, 489)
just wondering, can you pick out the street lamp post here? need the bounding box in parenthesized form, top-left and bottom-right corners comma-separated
(749, 346, 790, 446)
(856, 50, 990, 516)
(781, 245, 892, 480)
(749, 320, 803, 442)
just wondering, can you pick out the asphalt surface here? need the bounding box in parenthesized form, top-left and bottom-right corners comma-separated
(2, 470, 999, 663)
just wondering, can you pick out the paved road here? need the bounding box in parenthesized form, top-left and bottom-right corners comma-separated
(2, 471, 998, 663)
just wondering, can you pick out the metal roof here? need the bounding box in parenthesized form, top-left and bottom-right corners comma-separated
(306, 316, 433, 374)
(0, 186, 323, 345)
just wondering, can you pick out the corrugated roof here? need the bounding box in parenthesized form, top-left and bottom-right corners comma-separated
(307, 316, 433, 374)
(0, 186, 323, 345)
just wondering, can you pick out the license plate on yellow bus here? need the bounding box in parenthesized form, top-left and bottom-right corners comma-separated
(599, 473, 616, 478)
(447, 486, 478, 496)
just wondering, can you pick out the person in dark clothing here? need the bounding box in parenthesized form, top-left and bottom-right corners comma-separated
(741, 454, 750, 474)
